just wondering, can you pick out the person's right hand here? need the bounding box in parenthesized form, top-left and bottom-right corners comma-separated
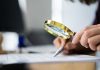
(53, 24, 100, 54)
(53, 36, 94, 55)
(53, 37, 77, 54)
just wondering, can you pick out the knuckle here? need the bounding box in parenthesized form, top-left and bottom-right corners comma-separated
(88, 38, 94, 45)
(88, 38, 97, 51)
(80, 39, 85, 47)
(88, 38, 91, 44)
(84, 30, 90, 37)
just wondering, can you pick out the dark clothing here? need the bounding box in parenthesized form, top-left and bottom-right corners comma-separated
(0, 0, 24, 33)
(94, 0, 100, 24)
(0, 64, 26, 70)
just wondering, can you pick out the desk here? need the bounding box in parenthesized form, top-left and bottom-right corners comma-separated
(22, 45, 96, 70)
(28, 62, 95, 70)
(0, 45, 98, 70)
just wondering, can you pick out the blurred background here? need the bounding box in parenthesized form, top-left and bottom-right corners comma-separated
(18, 0, 98, 46)
(0, 0, 98, 46)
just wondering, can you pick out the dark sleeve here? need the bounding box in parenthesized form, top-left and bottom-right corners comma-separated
(93, 0, 100, 24)
(0, 0, 24, 33)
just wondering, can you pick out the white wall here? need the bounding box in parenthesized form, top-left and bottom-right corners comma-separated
(51, 0, 62, 22)
(19, 0, 98, 32)
(25, 0, 51, 31)
(62, 0, 98, 32)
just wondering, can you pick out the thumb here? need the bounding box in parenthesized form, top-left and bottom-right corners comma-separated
(53, 37, 66, 48)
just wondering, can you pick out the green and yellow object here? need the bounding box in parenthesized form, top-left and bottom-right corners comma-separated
(44, 20, 75, 39)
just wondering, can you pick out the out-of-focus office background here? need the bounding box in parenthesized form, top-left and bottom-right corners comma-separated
(19, 0, 54, 45)
(0, 0, 99, 46)
(19, 0, 98, 44)
(0, 0, 98, 46)
(18, 0, 98, 45)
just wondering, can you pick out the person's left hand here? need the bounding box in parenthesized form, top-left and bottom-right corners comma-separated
(72, 24, 100, 51)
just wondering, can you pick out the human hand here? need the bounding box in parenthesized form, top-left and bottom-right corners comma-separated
(53, 37, 94, 55)
(72, 24, 100, 51)
(53, 24, 100, 54)
(53, 37, 78, 54)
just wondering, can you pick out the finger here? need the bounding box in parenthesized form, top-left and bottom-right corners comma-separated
(72, 25, 100, 45)
(63, 50, 69, 55)
(64, 42, 76, 50)
(97, 44, 100, 51)
(88, 35, 100, 51)
(53, 37, 61, 48)
(80, 27, 100, 48)
(53, 37, 66, 48)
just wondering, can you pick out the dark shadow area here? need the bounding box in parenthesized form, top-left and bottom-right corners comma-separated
(0, 64, 27, 70)
(27, 30, 55, 45)
(0, 0, 24, 33)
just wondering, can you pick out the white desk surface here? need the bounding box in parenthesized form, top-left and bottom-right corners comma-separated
(0, 45, 100, 65)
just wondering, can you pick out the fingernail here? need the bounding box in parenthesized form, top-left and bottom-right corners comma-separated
(85, 46, 88, 48)
(84, 44, 89, 48)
